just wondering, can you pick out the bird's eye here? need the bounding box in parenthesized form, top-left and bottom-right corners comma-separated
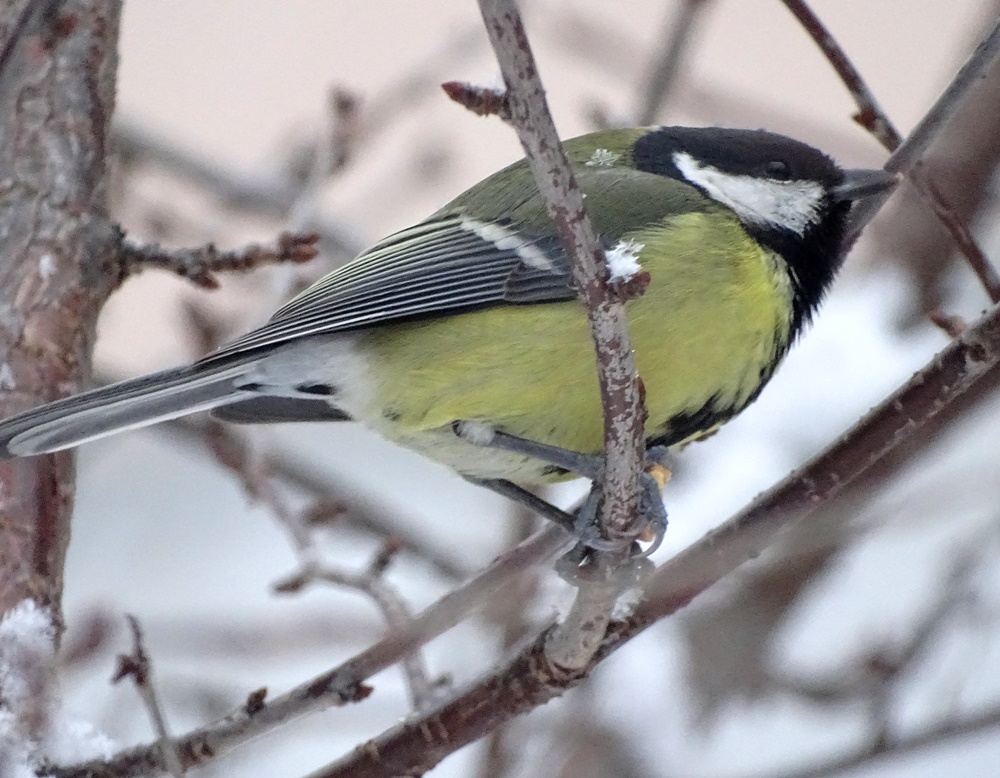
(764, 160, 791, 180)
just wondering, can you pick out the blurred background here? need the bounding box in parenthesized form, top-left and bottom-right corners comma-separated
(56, 1, 1000, 776)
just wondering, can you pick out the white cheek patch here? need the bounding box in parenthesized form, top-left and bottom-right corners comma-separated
(673, 151, 826, 236)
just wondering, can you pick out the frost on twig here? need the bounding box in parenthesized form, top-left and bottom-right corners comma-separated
(0, 601, 114, 778)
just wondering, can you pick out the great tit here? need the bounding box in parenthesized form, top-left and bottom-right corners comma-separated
(0, 126, 894, 495)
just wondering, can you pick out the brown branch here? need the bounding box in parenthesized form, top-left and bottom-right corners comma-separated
(847, 14, 1000, 242)
(0, 0, 123, 622)
(468, 0, 647, 671)
(781, 0, 902, 150)
(783, 1, 1000, 311)
(119, 232, 319, 290)
(909, 162, 1000, 303)
(112, 122, 364, 261)
(304, 628, 572, 778)
(50, 525, 569, 778)
(111, 616, 185, 778)
(873, 5, 1000, 319)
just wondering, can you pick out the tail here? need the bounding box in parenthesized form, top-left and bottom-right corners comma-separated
(0, 357, 262, 458)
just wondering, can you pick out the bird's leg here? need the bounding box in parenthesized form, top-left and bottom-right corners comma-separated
(466, 477, 576, 533)
(453, 421, 603, 479)
(454, 423, 670, 557)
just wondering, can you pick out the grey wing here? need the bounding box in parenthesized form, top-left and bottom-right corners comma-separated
(202, 214, 578, 364)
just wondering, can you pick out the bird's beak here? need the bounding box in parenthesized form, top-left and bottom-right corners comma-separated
(830, 168, 899, 202)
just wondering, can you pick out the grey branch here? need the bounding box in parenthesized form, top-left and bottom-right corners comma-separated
(473, 0, 647, 671)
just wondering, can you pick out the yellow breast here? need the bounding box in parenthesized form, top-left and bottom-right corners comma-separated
(357, 212, 793, 484)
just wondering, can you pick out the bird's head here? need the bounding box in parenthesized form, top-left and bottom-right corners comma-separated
(633, 126, 896, 329)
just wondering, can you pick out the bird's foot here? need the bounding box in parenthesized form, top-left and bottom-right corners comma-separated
(455, 423, 671, 560)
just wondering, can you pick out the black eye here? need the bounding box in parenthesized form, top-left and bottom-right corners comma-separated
(764, 160, 791, 180)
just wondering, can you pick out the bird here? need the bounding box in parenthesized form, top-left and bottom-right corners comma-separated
(0, 126, 894, 529)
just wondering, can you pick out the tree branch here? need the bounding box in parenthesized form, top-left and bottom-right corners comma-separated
(120, 232, 319, 290)
(781, 0, 902, 149)
(847, 13, 1000, 242)
(783, 1, 1000, 309)
(111, 616, 185, 778)
(0, 0, 123, 622)
(49, 525, 569, 778)
(469, 0, 647, 671)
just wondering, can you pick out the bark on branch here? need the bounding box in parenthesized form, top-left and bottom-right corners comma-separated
(0, 0, 123, 624)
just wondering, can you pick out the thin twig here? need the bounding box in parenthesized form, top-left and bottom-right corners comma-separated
(274, 540, 439, 711)
(783, 1, 1000, 308)
(781, 0, 902, 149)
(203, 422, 438, 709)
(111, 616, 185, 778)
(112, 123, 364, 260)
(469, 0, 646, 671)
(909, 161, 1000, 303)
(635, 0, 712, 124)
(120, 232, 319, 290)
(847, 14, 1000, 243)
(51, 525, 569, 778)
(154, 415, 471, 581)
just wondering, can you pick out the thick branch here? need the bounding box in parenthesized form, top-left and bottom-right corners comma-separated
(0, 0, 123, 622)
